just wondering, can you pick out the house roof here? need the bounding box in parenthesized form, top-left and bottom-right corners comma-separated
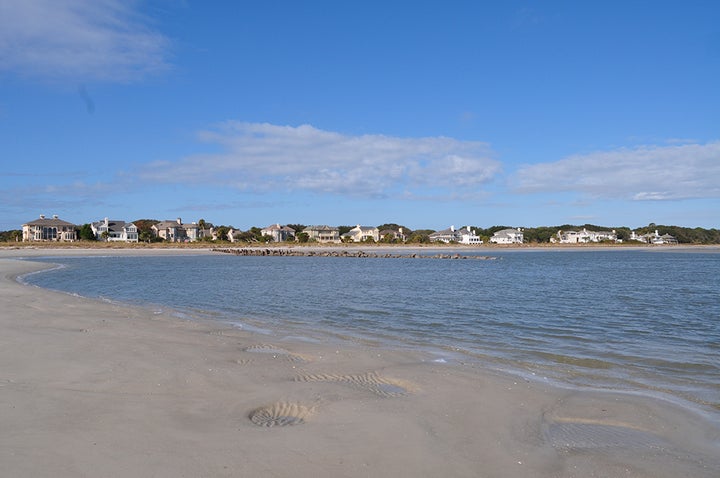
(430, 226, 474, 238)
(23, 216, 76, 227)
(303, 225, 339, 232)
(93, 220, 132, 233)
(263, 224, 295, 232)
(153, 220, 183, 229)
(493, 228, 522, 236)
(430, 227, 457, 236)
(355, 225, 378, 232)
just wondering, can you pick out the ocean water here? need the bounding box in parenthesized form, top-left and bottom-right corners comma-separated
(22, 249, 720, 417)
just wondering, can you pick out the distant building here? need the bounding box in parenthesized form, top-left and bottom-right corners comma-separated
(490, 228, 524, 244)
(261, 224, 296, 242)
(151, 218, 210, 242)
(91, 218, 138, 242)
(342, 225, 380, 242)
(22, 214, 77, 242)
(554, 228, 617, 244)
(302, 225, 340, 243)
(152, 219, 187, 242)
(379, 227, 407, 242)
(630, 230, 678, 245)
(429, 225, 482, 244)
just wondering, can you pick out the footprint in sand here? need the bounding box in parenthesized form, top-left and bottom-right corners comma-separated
(296, 371, 415, 397)
(249, 401, 315, 427)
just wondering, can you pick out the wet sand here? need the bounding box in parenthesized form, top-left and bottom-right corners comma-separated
(1, 249, 718, 477)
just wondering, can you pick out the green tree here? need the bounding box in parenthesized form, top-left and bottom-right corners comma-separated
(0, 229, 22, 242)
(296, 232, 310, 243)
(139, 230, 154, 243)
(381, 233, 396, 243)
(215, 226, 231, 242)
(407, 230, 433, 243)
(132, 219, 158, 241)
(78, 224, 96, 241)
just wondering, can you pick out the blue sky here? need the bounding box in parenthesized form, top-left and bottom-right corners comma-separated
(1, 0, 719, 231)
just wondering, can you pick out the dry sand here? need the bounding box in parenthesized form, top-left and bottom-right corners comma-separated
(1, 248, 718, 477)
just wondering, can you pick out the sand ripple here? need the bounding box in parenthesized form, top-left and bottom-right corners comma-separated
(543, 418, 669, 451)
(249, 401, 315, 427)
(296, 371, 414, 397)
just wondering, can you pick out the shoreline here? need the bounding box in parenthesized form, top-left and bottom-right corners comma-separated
(2, 249, 719, 477)
(3, 241, 720, 253)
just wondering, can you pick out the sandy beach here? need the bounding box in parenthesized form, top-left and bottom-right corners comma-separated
(1, 248, 718, 477)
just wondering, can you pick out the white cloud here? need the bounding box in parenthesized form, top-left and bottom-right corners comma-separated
(514, 142, 720, 200)
(139, 122, 501, 197)
(0, 0, 170, 81)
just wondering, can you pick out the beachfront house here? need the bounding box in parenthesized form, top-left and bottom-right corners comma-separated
(342, 225, 380, 243)
(490, 228, 524, 244)
(151, 218, 211, 242)
(91, 218, 139, 242)
(430, 226, 482, 244)
(302, 225, 340, 243)
(261, 224, 296, 242)
(152, 219, 187, 242)
(22, 214, 78, 242)
(379, 227, 407, 242)
(554, 228, 618, 244)
(630, 230, 678, 245)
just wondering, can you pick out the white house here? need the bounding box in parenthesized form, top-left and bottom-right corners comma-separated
(458, 227, 482, 245)
(555, 228, 617, 244)
(429, 225, 482, 244)
(342, 225, 380, 242)
(630, 230, 678, 245)
(261, 224, 296, 242)
(91, 218, 139, 242)
(490, 228, 524, 244)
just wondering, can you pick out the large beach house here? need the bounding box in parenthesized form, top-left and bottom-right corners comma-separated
(430, 225, 482, 244)
(554, 228, 618, 244)
(490, 228, 524, 244)
(302, 225, 340, 243)
(342, 225, 380, 242)
(22, 215, 77, 242)
(151, 218, 210, 242)
(261, 224, 296, 242)
(91, 218, 139, 242)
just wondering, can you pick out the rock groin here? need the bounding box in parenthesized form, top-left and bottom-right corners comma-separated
(211, 248, 497, 260)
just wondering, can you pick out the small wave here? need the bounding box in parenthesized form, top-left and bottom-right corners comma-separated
(535, 351, 616, 369)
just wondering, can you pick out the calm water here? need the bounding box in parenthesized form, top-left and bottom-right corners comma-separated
(22, 249, 720, 415)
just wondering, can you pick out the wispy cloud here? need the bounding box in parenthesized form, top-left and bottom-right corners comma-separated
(0, 0, 170, 81)
(139, 122, 501, 198)
(0, 180, 114, 215)
(514, 142, 720, 201)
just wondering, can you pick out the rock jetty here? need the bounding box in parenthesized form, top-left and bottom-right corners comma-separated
(212, 248, 497, 260)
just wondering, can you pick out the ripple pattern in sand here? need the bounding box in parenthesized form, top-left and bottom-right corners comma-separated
(543, 418, 669, 451)
(297, 371, 413, 397)
(243, 344, 309, 363)
(249, 401, 315, 427)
